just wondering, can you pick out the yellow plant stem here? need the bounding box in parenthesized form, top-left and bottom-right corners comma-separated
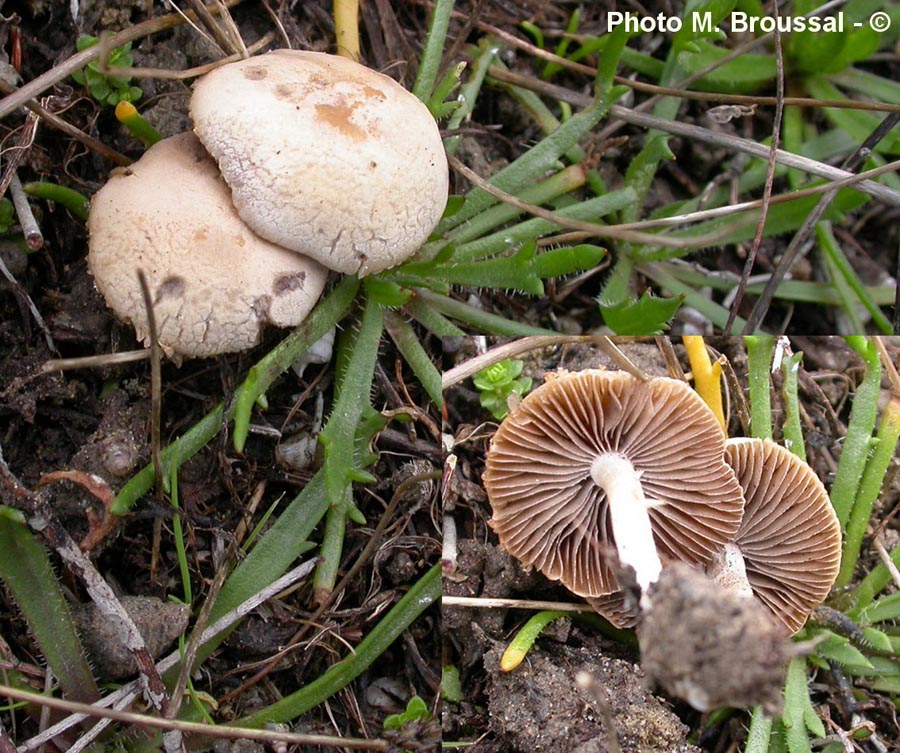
(333, 0, 360, 61)
(683, 336, 726, 432)
(114, 101, 161, 147)
(501, 610, 567, 671)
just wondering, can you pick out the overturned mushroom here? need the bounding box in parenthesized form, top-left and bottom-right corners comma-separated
(708, 437, 842, 634)
(87, 133, 328, 359)
(482, 370, 745, 601)
(190, 50, 448, 276)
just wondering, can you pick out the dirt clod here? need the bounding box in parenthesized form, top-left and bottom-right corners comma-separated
(638, 563, 792, 715)
(485, 640, 700, 753)
(72, 595, 189, 680)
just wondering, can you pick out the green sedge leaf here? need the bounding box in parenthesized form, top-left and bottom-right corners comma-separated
(599, 290, 684, 335)
(363, 278, 412, 307)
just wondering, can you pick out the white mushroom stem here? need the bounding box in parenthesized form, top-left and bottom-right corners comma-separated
(590, 454, 662, 596)
(706, 542, 754, 598)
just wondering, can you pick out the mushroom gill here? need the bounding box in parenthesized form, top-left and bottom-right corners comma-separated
(483, 369, 744, 600)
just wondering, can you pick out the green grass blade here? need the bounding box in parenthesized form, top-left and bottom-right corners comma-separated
(830, 337, 881, 528)
(0, 509, 99, 702)
(319, 294, 384, 505)
(816, 222, 892, 333)
(413, 289, 556, 335)
(780, 351, 806, 461)
(23, 182, 90, 220)
(384, 310, 442, 407)
(451, 188, 636, 263)
(744, 706, 773, 753)
(745, 336, 775, 440)
(837, 396, 900, 588)
(436, 26, 628, 233)
(112, 401, 225, 515)
(114, 279, 360, 513)
(412, 0, 455, 102)
(233, 276, 360, 452)
(237, 563, 440, 726)
(404, 298, 466, 337)
(189, 469, 329, 666)
(640, 262, 747, 333)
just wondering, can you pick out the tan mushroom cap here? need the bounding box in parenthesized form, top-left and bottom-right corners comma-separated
(483, 370, 745, 599)
(87, 133, 328, 359)
(190, 50, 449, 277)
(719, 438, 841, 634)
(585, 591, 638, 629)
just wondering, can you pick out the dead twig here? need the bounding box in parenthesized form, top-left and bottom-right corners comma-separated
(726, 7, 785, 331)
(447, 152, 750, 248)
(484, 67, 900, 207)
(136, 271, 163, 502)
(166, 480, 266, 719)
(218, 471, 441, 704)
(441, 335, 648, 390)
(743, 111, 900, 332)
(443, 595, 592, 611)
(1, 682, 388, 751)
(0, 0, 245, 120)
(9, 174, 41, 250)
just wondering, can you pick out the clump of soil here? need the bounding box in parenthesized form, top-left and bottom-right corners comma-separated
(71, 595, 189, 680)
(443, 541, 702, 752)
(638, 562, 793, 715)
(484, 638, 700, 753)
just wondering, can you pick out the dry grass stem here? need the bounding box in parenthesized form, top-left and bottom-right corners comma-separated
(485, 67, 900, 207)
(447, 152, 750, 247)
(1, 684, 389, 750)
(0, 0, 244, 119)
(97, 32, 273, 81)
(443, 595, 593, 612)
(21, 559, 318, 751)
(42, 350, 152, 372)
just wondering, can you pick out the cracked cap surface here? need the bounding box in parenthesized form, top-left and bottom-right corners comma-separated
(190, 50, 449, 276)
(87, 133, 327, 359)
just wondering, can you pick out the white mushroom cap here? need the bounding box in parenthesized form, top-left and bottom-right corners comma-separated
(87, 132, 328, 359)
(190, 50, 448, 276)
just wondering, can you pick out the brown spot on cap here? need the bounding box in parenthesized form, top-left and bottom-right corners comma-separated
(314, 100, 367, 141)
(243, 66, 268, 80)
(275, 83, 294, 100)
(155, 275, 186, 303)
(273, 271, 307, 295)
(251, 295, 271, 321)
(362, 84, 386, 101)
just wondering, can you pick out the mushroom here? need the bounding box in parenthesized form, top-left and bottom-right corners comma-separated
(87, 132, 328, 359)
(190, 50, 449, 276)
(707, 437, 842, 634)
(482, 369, 745, 601)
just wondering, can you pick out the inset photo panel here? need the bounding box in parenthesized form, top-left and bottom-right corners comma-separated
(442, 335, 900, 752)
